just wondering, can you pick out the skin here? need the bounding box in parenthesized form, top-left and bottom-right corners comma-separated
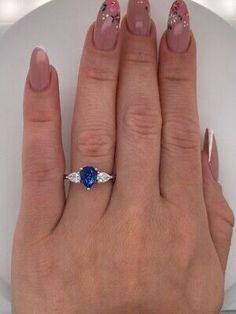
(11, 18, 235, 314)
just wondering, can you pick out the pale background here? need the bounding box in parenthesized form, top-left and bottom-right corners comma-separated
(0, 0, 236, 36)
(0, 0, 236, 313)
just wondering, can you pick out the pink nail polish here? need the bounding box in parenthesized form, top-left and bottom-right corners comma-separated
(166, 0, 190, 53)
(127, 0, 151, 36)
(93, 0, 121, 50)
(204, 129, 219, 182)
(29, 47, 51, 91)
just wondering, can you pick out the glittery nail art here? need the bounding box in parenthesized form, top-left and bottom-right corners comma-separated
(100, 0, 120, 26)
(94, 0, 121, 50)
(127, 0, 151, 35)
(168, 0, 189, 31)
(166, 0, 190, 52)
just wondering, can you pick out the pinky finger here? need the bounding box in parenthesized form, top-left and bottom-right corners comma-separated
(203, 129, 235, 272)
(17, 48, 65, 242)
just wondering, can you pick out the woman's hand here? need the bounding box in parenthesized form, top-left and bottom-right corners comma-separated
(12, 0, 234, 313)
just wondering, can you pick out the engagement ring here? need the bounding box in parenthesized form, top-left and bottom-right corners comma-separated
(64, 166, 115, 190)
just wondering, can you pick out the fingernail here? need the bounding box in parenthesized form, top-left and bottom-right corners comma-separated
(204, 128, 219, 181)
(127, 0, 151, 36)
(167, 0, 190, 53)
(29, 47, 51, 91)
(93, 0, 121, 50)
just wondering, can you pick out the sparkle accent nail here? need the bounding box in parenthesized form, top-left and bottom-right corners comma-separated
(204, 128, 219, 181)
(166, 0, 190, 53)
(94, 0, 121, 50)
(127, 0, 151, 36)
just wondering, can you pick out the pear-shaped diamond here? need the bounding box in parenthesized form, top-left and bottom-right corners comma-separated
(97, 172, 113, 183)
(66, 172, 81, 183)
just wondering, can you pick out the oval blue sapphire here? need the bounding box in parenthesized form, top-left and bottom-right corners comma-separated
(80, 166, 98, 189)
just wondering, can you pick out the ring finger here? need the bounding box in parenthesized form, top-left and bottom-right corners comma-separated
(159, 1, 202, 208)
(63, 0, 121, 229)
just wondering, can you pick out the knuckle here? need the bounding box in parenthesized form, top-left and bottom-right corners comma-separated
(25, 91, 59, 123)
(23, 161, 64, 184)
(124, 102, 162, 137)
(162, 116, 200, 154)
(124, 47, 156, 67)
(162, 71, 195, 86)
(81, 61, 116, 83)
(23, 136, 64, 183)
(160, 52, 195, 85)
(76, 128, 115, 158)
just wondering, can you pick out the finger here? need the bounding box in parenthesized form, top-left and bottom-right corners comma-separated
(203, 129, 235, 272)
(64, 1, 121, 228)
(19, 48, 65, 241)
(159, 1, 202, 203)
(114, 5, 161, 204)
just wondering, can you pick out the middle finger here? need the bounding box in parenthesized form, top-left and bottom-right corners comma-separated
(114, 1, 162, 204)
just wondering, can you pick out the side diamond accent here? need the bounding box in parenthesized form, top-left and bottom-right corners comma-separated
(66, 172, 81, 183)
(97, 172, 113, 183)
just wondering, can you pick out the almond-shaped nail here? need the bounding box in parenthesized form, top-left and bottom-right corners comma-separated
(204, 128, 219, 182)
(127, 0, 151, 36)
(93, 0, 121, 50)
(167, 0, 190, 53)
(29, 47, 51, 92)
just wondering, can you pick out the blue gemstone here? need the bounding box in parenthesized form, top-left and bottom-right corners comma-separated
(80, 166, 98, 189)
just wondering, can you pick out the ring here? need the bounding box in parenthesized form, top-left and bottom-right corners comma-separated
(64, 166, 115, 190)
